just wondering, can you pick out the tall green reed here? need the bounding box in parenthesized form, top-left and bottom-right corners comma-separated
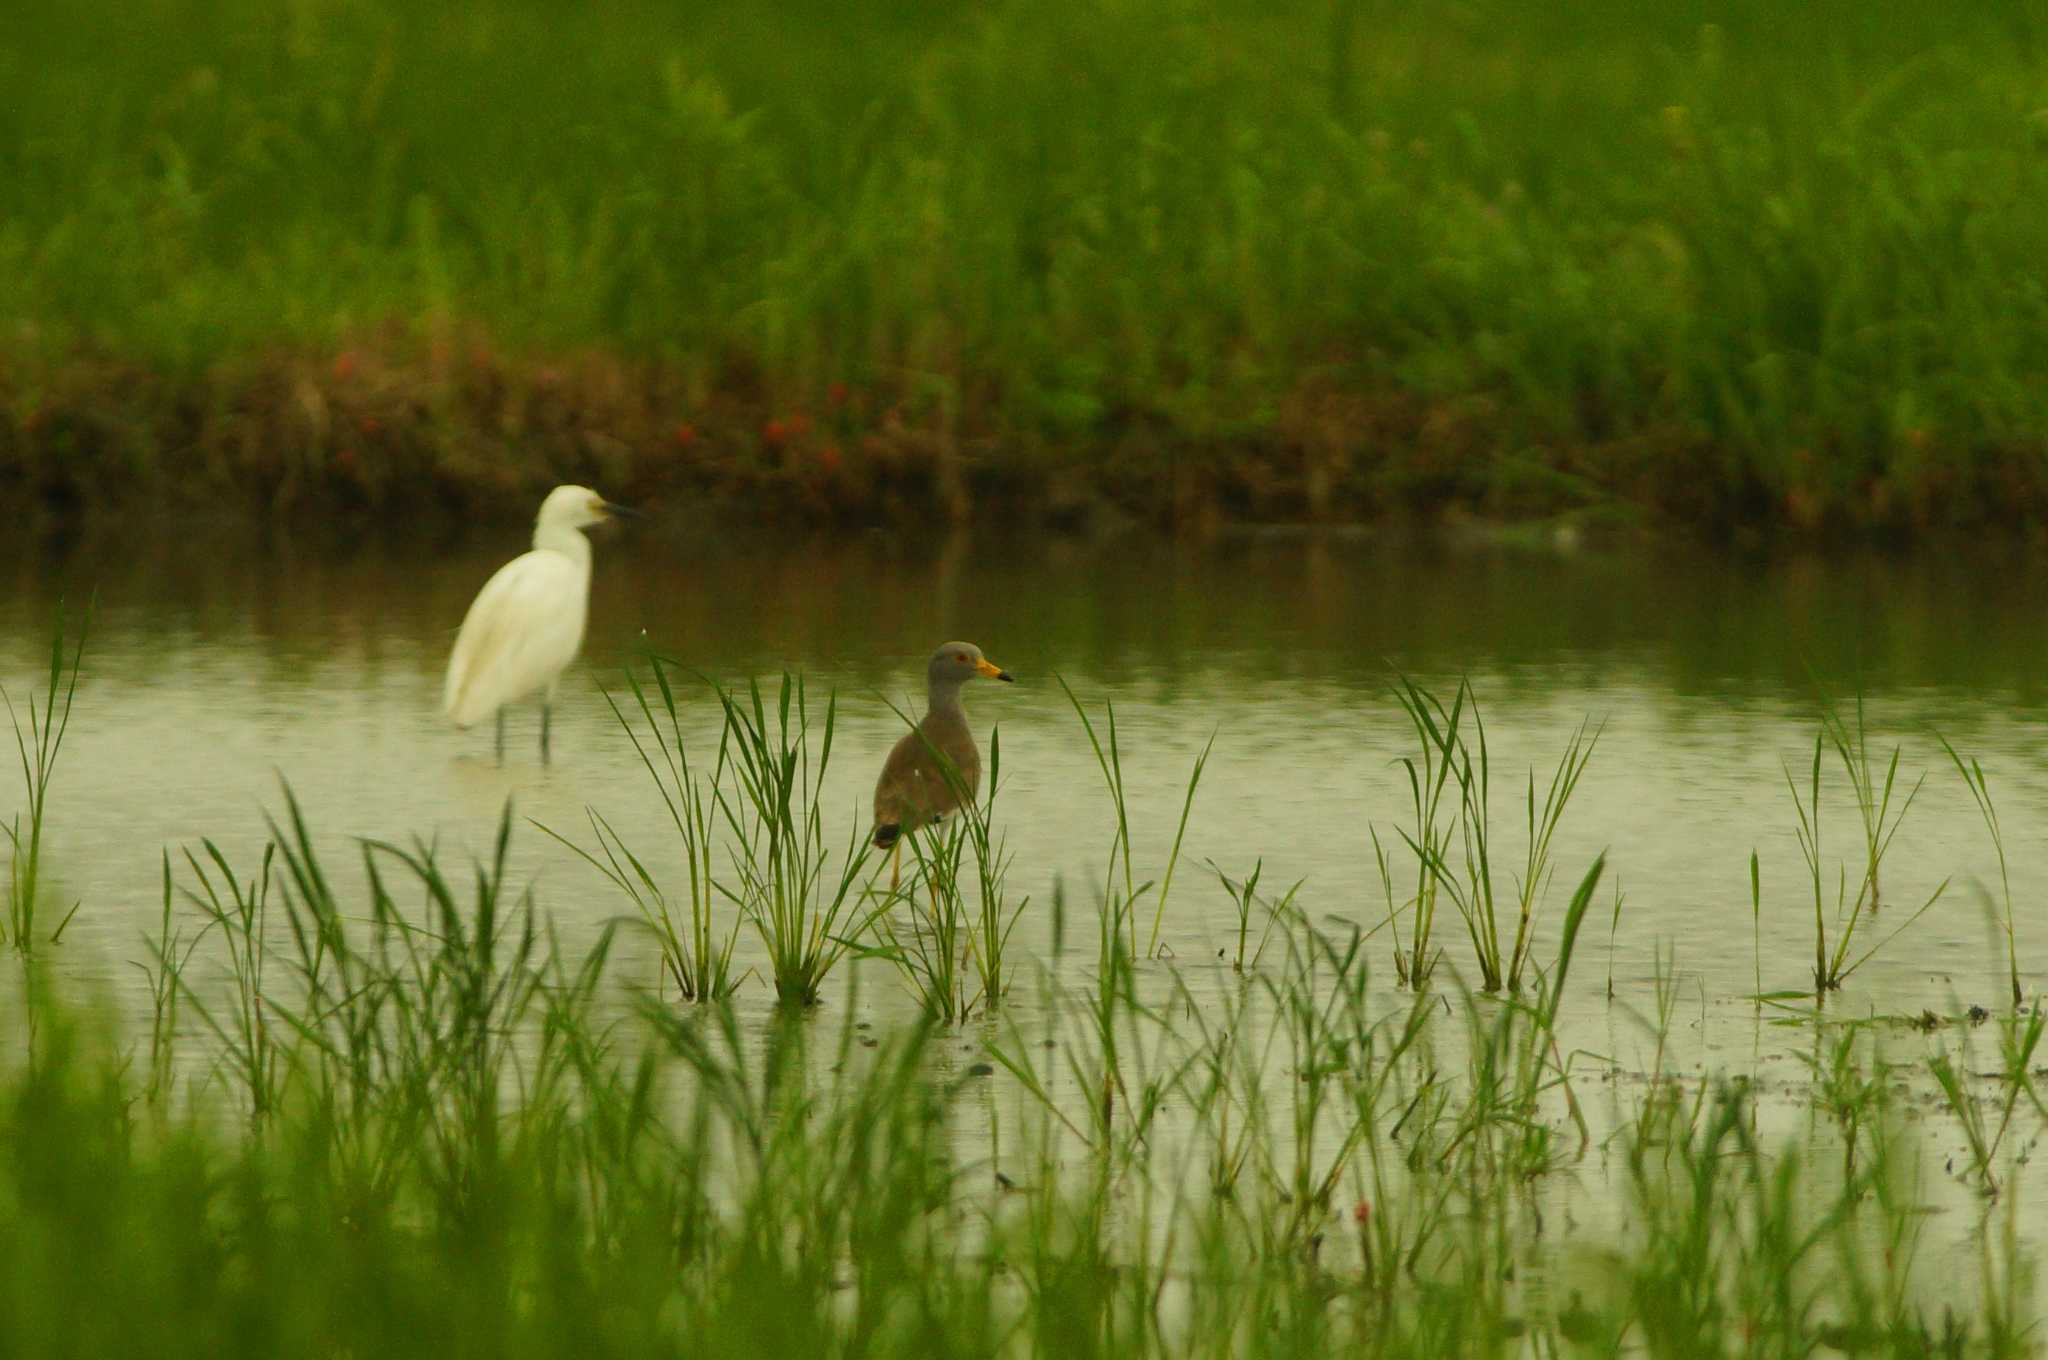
(3, 606, 87, 953)
(1783, 717, 1946, 995)
(714, 673, 874, 1006)
(1393, 676, 1598, 993)
(174, 839, 281, 1117)
(1603, 870, 1627, 1001)
(542, 654, 740, 1002)
(957, 729, 1028, 1010)
(1749, 848, 1762, 1000)
(1820, 693, 1917, 915)
(1057, 678, 1208, 961)
(1438, 853, 1606, 1176)
(134, 851, 204, 1105)
(1935, 731, 2023, 1008)
(1386, 676, 1464, 988)
(985, 887, 1172, 1163)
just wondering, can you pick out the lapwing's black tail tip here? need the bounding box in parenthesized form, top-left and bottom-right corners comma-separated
(873, 823, 901, 850)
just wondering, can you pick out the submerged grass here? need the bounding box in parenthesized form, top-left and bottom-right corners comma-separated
(9, 1, 2048, 530)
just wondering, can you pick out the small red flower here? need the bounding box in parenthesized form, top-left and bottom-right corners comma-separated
(1352, 1199, 1371, 1227)
(828, 382, 849, 407)
(331, 351, 359, 381)
(817, 443, 843, 473)
(358, 415, 382, 436)
(671, 422, 698, 448)
(762, 418, 789, 445)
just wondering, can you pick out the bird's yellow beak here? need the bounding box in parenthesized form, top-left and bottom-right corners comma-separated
(976, 657, 1015, 682)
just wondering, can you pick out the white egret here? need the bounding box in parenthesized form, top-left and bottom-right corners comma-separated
(872, 642, 1014, 886)
(443, 484, 635, 762)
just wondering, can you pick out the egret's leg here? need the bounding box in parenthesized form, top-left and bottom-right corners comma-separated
(495, 709, 506, 763)
(541, 698, 553, 765)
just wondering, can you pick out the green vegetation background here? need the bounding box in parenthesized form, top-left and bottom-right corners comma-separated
(4, 0, 2046, 530)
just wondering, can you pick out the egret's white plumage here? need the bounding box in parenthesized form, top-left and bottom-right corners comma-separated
(444, 484, 630, 761)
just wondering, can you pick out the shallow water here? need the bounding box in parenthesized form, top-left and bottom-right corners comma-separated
(7, 524, 2045, 1009)
(3, 523, 2045, 1287)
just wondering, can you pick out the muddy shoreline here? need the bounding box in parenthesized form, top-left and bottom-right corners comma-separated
(9, 344, 2046, 541)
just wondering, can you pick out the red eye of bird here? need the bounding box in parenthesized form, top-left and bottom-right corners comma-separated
(956, 653, 968, 662)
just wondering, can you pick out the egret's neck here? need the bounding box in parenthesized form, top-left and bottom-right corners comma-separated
(926, 677, 968, 722)
(533, 523, 593, 571)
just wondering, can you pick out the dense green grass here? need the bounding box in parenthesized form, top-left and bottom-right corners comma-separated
(4, 1, 2047, 528)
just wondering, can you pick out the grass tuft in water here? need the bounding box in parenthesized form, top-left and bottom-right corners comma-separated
(541, 653, 741, 1003)
(173, 837, 282, 1118)
(1928, 1003, 2046, 1193)
(1393, 676, 1599, 993)
(1058, 677, 1208, 961)
(1820, 692, 1920, 916)
(1935, 730, 2024, 1010)
(1784, 714, 1947, 996)
(958, 727, 1029, 1010)
(714, 673, 875, 1006)
(1387, 676, 1465, 988)
(3, 605, 88, 953)
(1207, 856, 1301, 974)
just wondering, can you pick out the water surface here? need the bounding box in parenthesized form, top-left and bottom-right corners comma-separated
(7, 524, 2044, 1011)
(6, 521, 2044, 1298)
